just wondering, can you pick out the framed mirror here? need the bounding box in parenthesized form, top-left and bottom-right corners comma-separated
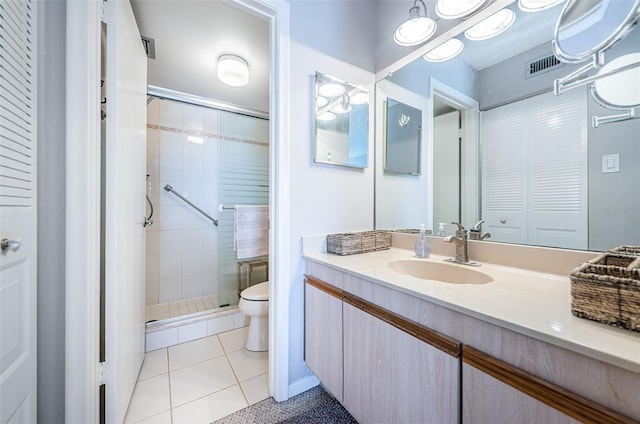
(384, 98, 422, 175)
(314, 72, 369, 168)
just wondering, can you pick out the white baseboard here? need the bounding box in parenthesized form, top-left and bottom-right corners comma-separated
(287, 374, 319, 399)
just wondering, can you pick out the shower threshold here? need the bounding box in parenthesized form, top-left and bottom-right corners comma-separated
(145, 294, 238, 329)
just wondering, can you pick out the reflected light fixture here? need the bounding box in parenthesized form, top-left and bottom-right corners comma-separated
(331, 94, 352, 114)
(318, 82, 345, 97)
(424, 38, 464, 62)
(464, 8, 515, 41)
(217, 54, 249, 87)
(317, 111, 336, 122)
(316, 96, 329, 108)
(435, 0, 490, 19)
(518, 0, 564, 13)
(350, 92, 369, 105)
(394, 0, 437, 46)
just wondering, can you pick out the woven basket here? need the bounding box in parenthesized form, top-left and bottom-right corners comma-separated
(327, 231, 391, 256)
(570, 249, 640, 332)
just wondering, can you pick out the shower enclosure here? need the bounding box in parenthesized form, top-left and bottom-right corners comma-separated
(144, 96, 269, 323)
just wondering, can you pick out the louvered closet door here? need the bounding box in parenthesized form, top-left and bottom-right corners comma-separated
(481, 90, 588, 249)
(528, 89, 587, 250)
(481, 100, 528, 244)
(0, 0, 38, 422)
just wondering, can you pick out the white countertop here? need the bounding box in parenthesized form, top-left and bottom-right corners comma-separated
(304, 248, 640, 373)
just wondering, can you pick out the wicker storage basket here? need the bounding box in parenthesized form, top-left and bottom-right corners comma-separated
(570, 249, 640, 332)
(327, 230, 391, 256)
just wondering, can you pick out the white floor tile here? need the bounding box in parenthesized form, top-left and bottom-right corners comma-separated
(124, 374, 170, 424)
(171, 385, 248, 424)
(240, 373, 270, 405)
(218, 327, 249, 354)
(131, 410, 172, 424)
(168, 335, 224, 371)
(227, 349, 269, 382)
(138, 348, 168, 381)
(169, 356, 237, 407)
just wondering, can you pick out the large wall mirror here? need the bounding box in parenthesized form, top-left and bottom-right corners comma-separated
(314, 72, 369, 168)
(374, 2, 640, 252)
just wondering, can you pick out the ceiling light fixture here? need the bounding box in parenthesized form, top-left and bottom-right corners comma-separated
(331, 94, 352, 114)
(423, 38, 464, 62)
(350, 92, 369, 105)
(394, 0, 437, 46)
(518, 0, 564, 13)
(317, 111, 336, 122)
(316, 96, 329, 108)
(318, 82, 345, 97)
(435, 0, 490, 19)
(464, 8, 515, 41)
(217, 54, 249, 87)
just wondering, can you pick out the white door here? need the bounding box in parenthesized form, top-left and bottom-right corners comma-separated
(103, 1, 147, 422)
(0, 0, 37, 422)
(481, 101, 528, 244)
(433, 111, 460, 229)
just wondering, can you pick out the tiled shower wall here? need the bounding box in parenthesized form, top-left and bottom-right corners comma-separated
(145, 98, 268, 306)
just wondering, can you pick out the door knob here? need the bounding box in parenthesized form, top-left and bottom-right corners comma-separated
(1, 238, 22, 253)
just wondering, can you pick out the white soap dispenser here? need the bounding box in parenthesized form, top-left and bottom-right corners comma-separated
(437, 222, 446, 237)
(414, 224, 431, 258)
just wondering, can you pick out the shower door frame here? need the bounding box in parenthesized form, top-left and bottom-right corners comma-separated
(64, 1, 292, 422)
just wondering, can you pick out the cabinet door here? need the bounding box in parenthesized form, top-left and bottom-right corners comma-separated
(304, 278, 343, 401)
(463, 363, 580, 424)
(343, 302, 460, 423)
(463, 346, 632, 424)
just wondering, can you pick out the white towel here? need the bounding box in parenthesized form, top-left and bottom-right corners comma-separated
(234, 205, 269, 259)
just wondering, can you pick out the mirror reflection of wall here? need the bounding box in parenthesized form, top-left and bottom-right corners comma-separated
(314, 72, 369, 168)
(374, 4, 640, 252)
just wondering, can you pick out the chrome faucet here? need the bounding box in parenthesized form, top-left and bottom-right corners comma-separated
(444, 222, 481, 266)
(444, 222, 469, 263)
(468, 220, 491, 241)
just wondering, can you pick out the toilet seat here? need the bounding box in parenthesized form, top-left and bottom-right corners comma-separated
(241, 281, 269, 301)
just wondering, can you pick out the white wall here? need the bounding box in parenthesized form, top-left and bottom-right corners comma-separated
(287, 38, 375, 385)
(37, 0, 66, 421)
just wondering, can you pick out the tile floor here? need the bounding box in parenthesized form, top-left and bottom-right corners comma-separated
(124, 327, 269, 424)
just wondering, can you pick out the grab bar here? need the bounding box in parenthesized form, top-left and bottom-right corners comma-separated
(163, 184, 218, 226)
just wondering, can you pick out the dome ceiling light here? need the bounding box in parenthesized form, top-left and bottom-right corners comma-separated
(464, 8, 516, 41)
(318, 82, 345, 98)
(435, 0, 490, 19)
(518, 0, 564, 13)
(217, 54, 249, 87)
(423, 38, 464, 62)
(394, 0, 437, 46)
(350, 92, 369, 105)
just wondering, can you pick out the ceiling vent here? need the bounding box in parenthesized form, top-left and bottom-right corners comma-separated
(525, 54, 564, 79)
(141, 35, 155, 59)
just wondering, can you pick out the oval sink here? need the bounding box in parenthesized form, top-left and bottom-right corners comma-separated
(387, 260, 493, 285)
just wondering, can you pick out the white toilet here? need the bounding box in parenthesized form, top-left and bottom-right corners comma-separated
(238, 281, 269, 351)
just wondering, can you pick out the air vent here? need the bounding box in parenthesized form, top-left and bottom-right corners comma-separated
(141, 35, 156, 59)
(525, 54, 564, 79)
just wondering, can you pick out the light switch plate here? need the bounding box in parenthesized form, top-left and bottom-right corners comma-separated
(602, 154, 620, 173)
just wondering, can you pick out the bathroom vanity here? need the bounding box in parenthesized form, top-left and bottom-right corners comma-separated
(303, 236, 640, 423)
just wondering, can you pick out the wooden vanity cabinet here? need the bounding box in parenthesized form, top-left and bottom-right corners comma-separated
(304, 277, 344, 401)
(342, 296, 461, 423)
(462, 346, 636, 424)
(304, 275, 461, 423)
